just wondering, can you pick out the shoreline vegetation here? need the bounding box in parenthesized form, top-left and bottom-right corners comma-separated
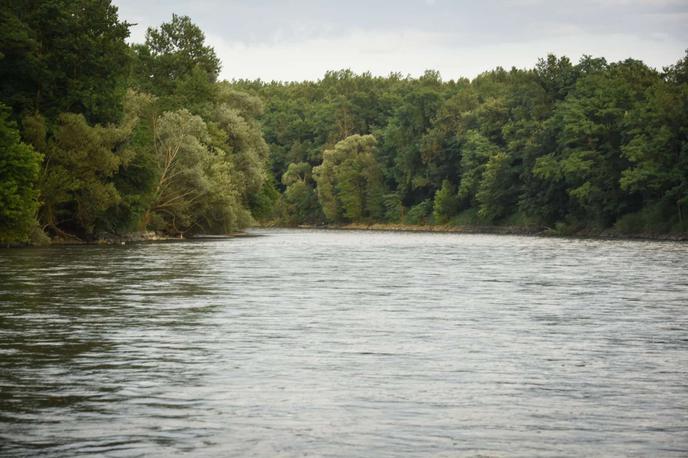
(270, 223, 688, 242)
(3, 223, 685, 249)
(2, 231, 251, 248)
(2, 3, 687, 247)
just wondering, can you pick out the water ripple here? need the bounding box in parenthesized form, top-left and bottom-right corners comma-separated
(0, 229, 687, 456)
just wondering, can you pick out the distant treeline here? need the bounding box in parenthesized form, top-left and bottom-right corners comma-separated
(234, 55, 688, 236)
(1, 1, 687, 244)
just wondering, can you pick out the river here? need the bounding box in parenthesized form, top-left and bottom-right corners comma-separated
(1, 229, 686, 456)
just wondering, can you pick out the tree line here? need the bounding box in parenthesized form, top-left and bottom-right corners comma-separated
(1, 1, 686, 244)
(235, 55, 688, 236)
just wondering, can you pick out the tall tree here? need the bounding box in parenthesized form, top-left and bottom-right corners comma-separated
(313, 134, 385, 222)
(27, 111, 137, 238)
(0, 0, 131, 123)
(620, 52, 688, 226)
(132, 14, 221, 96)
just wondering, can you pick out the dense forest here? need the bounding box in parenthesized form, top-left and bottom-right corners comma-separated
(1, 1, 687, 244)
(0, 3, 272, 243)
(236, 56, 688, 236)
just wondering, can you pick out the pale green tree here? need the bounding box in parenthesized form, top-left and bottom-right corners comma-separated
(147, 109, 211, 233)
(313, 134, 385, 222)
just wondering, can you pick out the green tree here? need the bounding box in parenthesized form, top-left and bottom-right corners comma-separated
(313, 134, 385, 222)
(620, 52, 688, 226)
(533, 59, 659, 227)
(281, 162, 322, 224)
(31, 112, 136, 238)
(381, 81, 444, 206)
(534, 54, 579, 102)
(132, 14, 221, 96)
(457, 130, 500, 207)
(0, 104, 42, 243)
(209, 86, 269, 209)
(103, 90, 159, 233)
(146, 109, 212, 233)
(476, 152, 516, 222)
(433, 179, 459, 223)
(0, 0, 131, 123)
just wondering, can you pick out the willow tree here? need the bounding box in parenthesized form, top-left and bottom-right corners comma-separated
(147, 109, 211, 233)
(210, 86, 270, 210)
(313, 134, 385, 222)
(147, 108, 253, 234)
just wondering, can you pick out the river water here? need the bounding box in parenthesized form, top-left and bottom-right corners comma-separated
(0, 229, 686, 457)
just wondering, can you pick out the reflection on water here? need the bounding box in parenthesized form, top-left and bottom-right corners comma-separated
(1, 229, 687, 456)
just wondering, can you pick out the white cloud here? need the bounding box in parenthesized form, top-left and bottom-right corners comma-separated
(114, 0, 687, 81)
(209, 29, 686, 82)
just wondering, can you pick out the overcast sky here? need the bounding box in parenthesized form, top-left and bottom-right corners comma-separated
(113, 0, 688, 82)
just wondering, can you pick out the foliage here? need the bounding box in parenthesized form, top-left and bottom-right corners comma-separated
(0, 104, 42, 243)
(433, 180, 459, 223)
(1, 2, 686, 241)
(0, 0, 131, 123)
(131, 14, 220, 96)
(0, 9, 272, 241)
(476, 152, 516, 222)
(33, 111, 136, 238)
(281, 162, 322, 224)
(147, 109, 211, 233)
(404, 199, 433, 225)
(313, 135, 385, 223)
(620, 52, 688, 224)
(241, 52, 687, 234)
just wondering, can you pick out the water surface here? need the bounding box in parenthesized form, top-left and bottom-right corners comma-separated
(1, 229, 687, 456)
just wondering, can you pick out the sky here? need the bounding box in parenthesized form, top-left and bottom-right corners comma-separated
(113, 0, 688, 82)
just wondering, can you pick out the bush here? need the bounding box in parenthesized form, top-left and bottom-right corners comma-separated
(433, 180, 459, 223)
(614, 203, 674, 235)
(502, 210, 540, 228)
(450, 208, 482, 226)
(404, 199, 434, 225)
(383, 193, 402, 222)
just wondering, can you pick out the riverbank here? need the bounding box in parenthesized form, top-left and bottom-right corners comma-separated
(6, 224, 686, 248)
(66, 231, 251, 245)
(270, 223, 688, 242)
(2, 231, 250, 248)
